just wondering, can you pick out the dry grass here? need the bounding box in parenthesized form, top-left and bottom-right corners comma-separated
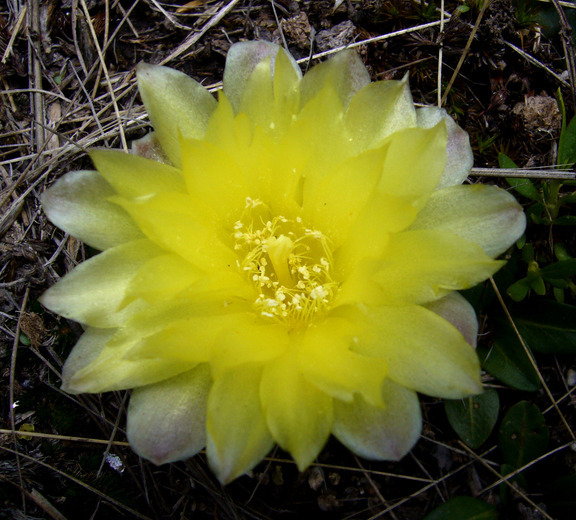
(1, 0, 576, 518)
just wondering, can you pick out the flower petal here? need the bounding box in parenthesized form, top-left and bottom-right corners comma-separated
(300, 319, 388, 407)
(261, 352, 334, 471)
(424, 292, 478, 348)
(333, 380, 421, 461)
(180, 138, 246, 224)
(223, 41, 301, 114)
(90, 149, 186, 198)
(345, 75, 417, 151)
(207, 365, 274, 483)
(377, 123, 447, 209)
(61, 327, 194, 393)
(121, 253, 201, 306)
(373, 229, 503, 305)
(128, 312, 289, 375)
(303, 146, 386, 246)
(136, 63, 217, 167)
(113, 193, 237, 271)
(410, 184, 526, 257)
(300, 50, 371, 109)
(334, 192, 417, 278)
(355, 304, 482, 398)
(127, 364, 211, 465)
(41, 170, 144, 250)
(40, 239, 162, 327)
(236, 46, 301, 136)
(416, 107, 473, 187)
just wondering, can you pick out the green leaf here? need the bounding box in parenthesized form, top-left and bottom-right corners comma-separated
(553, 215, 576, 226)
(478, 322, 540, 392)
(445, 390, 500, 449)
(424, 496, 498, 520)
(498, 152, 518, 169)
(499, 153, 541, 201)
(506, 177, 541, 201)
(506, 278, 531, 302)
(498, 401, 549, 469)
(529, 275, 546, 295)
(540, 259, 576, 280)
(499, 462, 528, 505)
(511, 300, 576, 354)
(560, 191, 576, 204)
(558, 115, 576, 169)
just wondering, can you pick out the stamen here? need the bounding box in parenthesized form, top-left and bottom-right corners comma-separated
(233, 200, 338, 326)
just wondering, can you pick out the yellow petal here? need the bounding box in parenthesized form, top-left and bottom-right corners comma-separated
(62, 327, 195, 394)
(345, 75, 417, 152)
(181, 138, 247, 224)
(299, 319, 388, 407)
(121, 253, 202, 306)
(334, 191, 417, 279)
(353, 304, 482, 398)
(210, 316, 290, 377)
(303, 146, 387, 246)
(223, 41, 301, 113)
(207, 364, 274, 483)
(410, 184, 526, 257)
(235, 48, 301, 137)
(416, 107, 473, 188)
(373, 229, 503, 305)
(40, 239, 162, 327)
(291, 86, 353, 195)
(378, 123, 447, 209)
(203, 91, 237, 148)
(300, 49, 370, 109)
(41, 170, 144, 250)
(137, 63, 217, 167)
(113, 192, 237, 271)
(260, 351, 333, 470)
(90, 149, 186, 198)
(128, 312, 288, 373)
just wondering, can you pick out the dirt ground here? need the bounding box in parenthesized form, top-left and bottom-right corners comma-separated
(1, 1, 576, 519)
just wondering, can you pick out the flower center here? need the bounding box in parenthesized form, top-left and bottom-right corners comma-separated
(233, 198, 338, 325)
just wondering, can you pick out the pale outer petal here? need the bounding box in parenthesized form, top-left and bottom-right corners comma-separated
(345, 75, 417, 150)
(416, 107, 473, 188)
(127, 364, 211, 465)
(357, 305, 482, 399)
(39, 239, 162, 328)
(61, 327, 195, 394)
(137, 63, 217, 168)
(223, 41, 302, 112)
(424, 292, 479, 348)
(410, 184, 526, 258)
(41, 170, 144, 250)
(333, 380, 421, 461)
(300, 49, 371, 109)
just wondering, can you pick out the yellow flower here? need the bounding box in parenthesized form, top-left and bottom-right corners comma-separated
(41, 41, 525, 483)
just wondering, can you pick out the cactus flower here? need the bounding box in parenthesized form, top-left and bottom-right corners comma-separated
(41, 41, 525, 483)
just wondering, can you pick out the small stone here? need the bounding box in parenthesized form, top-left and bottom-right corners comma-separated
(512, 95, 561, 136)
(316, 21, 357, 52)
(281, 12, 312, 50)
(308, 466, 324, 490)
